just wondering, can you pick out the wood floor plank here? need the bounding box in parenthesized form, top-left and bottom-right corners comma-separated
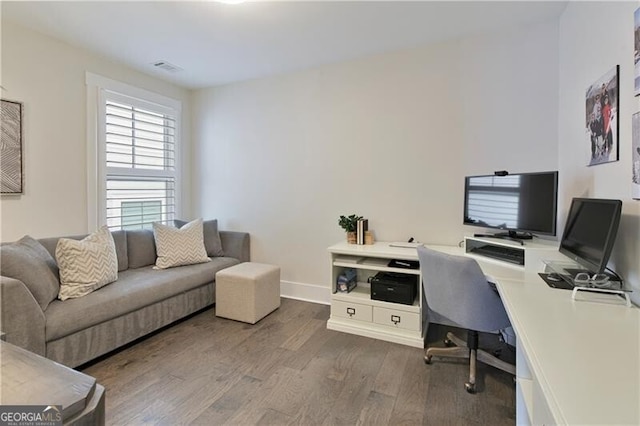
(321, 333, 371, 382)
(282, 320, 336, 371)
(279, 317, 325, 351)
(190, 374, 261, 425)
(387, 344, 431, 425)
(261, 351, 340, 418)
(373, 344, 412, 397)
(116, 398, 175, 426)
(225, 366, 300, 425)
(287, 356, 344, 425)
(356, 390, 396, 426)
(158, 365, 244, 424)
(80, 300, 516, 426)
(106, 373, 183, 425)
(256, 408, 294, 425)
(321, 337, 391, 425)
(323, 372, 374, 426)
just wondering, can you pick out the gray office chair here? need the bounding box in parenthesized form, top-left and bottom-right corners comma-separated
(417, 246, 516, 393)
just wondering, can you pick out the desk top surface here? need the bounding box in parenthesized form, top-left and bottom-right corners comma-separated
(459, 246, 639, 424)
(495, 272, 640, 425)
(460, 246, 639, 424)
(328, 241, 421, 259)
(329, 241, 640, 424)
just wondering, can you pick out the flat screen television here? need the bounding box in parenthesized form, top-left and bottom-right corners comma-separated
(559, 197, 622, 274)
(463, 171, 558, 240)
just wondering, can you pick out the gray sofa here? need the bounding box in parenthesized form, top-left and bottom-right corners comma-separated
(0, 229, 249, 368)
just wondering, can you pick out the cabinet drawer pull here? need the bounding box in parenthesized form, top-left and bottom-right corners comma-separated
(391, 315, 401, 325)
(346, 307, 356, 317)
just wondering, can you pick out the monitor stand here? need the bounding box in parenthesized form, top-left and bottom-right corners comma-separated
(473, 231, 533, 246)
(541, 260, 631, 307)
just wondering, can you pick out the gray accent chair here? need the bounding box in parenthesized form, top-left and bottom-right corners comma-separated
(417, 246, 515, 393)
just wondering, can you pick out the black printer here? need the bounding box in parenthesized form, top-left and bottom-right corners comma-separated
(370, 272, 418, 305)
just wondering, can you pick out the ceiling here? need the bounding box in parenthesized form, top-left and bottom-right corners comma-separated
(2, 1, 568, 89)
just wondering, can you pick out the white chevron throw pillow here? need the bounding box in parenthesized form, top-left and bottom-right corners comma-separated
(153, 218, 210, 269)
(56, 226, 118, 301)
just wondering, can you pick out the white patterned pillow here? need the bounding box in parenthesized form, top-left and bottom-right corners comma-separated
(153, 219, 210, 269)
(56, 226, 118, 301)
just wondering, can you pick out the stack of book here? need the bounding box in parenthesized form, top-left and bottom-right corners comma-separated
(336, 268, 357, 293)
(356, 219, 368, 245)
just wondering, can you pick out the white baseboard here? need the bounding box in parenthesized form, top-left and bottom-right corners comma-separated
(280, 280, 331, 305)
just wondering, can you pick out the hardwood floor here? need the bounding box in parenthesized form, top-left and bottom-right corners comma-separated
(82, 299, 515, 425)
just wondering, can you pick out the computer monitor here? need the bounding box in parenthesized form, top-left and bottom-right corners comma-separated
(559, 198, 622, 274)
(463, 171, 558, 239)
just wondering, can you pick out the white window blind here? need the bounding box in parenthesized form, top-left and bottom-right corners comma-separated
(102, 92, 179, 230)
(467, 176, 520, 229)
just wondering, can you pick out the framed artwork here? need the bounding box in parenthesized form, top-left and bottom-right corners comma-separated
(633, 112, 640, 199)
(1, 99, 23, 194)
(585, 65, 619, 166)
(636, 7, 640, 96)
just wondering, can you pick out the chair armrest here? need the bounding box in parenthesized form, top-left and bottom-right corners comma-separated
(0, 276, 46, 356)
(219, 231, 250, 262)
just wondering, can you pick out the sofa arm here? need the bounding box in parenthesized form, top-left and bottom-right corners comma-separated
(220, 231, 250, 262)
(0, 276, 46, 356)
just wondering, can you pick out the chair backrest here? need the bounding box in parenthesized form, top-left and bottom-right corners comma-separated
(417, 246, 511, 333)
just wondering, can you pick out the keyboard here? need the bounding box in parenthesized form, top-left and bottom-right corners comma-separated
(469, 245, 524, 265)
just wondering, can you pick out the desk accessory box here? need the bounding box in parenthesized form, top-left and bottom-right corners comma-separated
(336, 268, 357, 293)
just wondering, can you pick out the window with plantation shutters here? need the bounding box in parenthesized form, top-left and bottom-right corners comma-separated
(86, 74, 182, 231)
(97, 88, 181, 231)
(104, 97, 176, 230)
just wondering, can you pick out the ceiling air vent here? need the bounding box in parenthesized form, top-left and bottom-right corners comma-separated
(152, 61, 183, 73)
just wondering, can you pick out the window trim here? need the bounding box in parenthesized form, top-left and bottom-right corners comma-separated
(86, 72, 182, 230)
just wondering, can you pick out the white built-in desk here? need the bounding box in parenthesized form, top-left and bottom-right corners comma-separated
(327, 239, 640, 425)
(493, 266, 640, 425)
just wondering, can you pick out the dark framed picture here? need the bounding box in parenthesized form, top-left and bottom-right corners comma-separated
(585, 65, 619, 166)
(632, 112, 640, 199)
(635, 8, 640, 96)
(1, 99, 23, 194)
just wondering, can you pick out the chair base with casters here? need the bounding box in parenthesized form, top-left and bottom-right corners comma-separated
(424, 330, 516, 394)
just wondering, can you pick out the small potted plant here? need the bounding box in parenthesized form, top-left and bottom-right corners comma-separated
(339, 214, 362, 244)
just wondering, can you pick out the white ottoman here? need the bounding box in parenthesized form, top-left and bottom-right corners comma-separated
(215, 262, 281, 324)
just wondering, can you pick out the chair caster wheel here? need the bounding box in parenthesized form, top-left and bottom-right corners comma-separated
(465, 382, 476, 393)
(444, 338, 453, 347)
(424, 355, 432, 364)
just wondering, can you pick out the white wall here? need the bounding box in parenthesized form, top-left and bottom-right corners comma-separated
(193, 20, 560, 302)
(0, 21, 192, 242)
(559, 2, 640, 304)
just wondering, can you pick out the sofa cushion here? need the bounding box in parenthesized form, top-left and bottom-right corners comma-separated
(112, 231, 128, 271)
(175, 219, 225, 257)
(40, 231, 128, 273)
(56, 226, 118, 301)
(45, 257, 240, 341)
(0, 235, 60, 311)
(153, 219, 210, 269)
(126, 229, 157, 269)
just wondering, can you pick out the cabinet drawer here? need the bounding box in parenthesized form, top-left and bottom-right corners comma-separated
(332, 300, 372, 322)
(373, 307, 420, 331)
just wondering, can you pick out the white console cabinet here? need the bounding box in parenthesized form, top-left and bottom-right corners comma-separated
(326, 238, 559, 348)
(326, 242, 424, 348)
